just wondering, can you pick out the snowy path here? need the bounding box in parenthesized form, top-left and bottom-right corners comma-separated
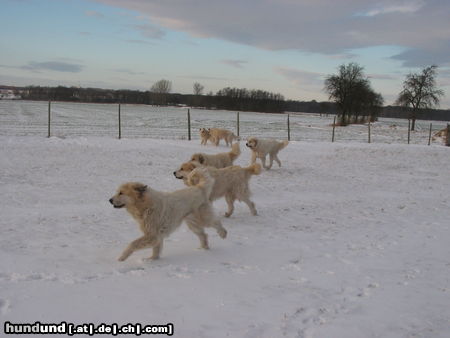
(1, 136, 450, 337)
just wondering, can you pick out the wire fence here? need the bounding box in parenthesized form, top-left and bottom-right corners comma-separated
(0, 100, 449, 146)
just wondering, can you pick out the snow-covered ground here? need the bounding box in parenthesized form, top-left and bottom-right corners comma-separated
(1, 129, 450, 337)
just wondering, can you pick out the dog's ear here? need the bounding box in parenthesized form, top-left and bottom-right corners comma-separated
(134, 184, 147, 197)
(187, 171, 200, 186)
(198, 155, 205, 164)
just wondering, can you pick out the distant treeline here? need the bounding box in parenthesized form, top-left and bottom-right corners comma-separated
(8, 85, 450, 121)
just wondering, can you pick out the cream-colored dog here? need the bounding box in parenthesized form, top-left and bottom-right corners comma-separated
(246, 137, 289, 170)
(200, 128, 237, 146)
(109, 168, 227, 261)
(191, 142, 240, 168)
(174, 162, 261, 217)
(432, 127, 448, 143)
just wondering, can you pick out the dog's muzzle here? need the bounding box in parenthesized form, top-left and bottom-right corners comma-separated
(173, 171, 183, 179)
(109, 198, 124, 208)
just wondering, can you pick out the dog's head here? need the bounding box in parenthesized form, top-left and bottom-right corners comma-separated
(199, 128, 211, 138)
(173, 161, 200, 180)
(109, 182, 148, 209)
(246, 137, 258, 150)
(190, 153, 206, 164)
(185, 167, 211, 188)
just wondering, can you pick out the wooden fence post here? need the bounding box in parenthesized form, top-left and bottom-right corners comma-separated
(446, 124, 450, 147)
(187, 108, 191, 141)
(47, 101, 51, 138)
(407, 119, 411, 144)
(428, 123, 432, 146)
(118, 103, 121, 139)
(237, 112, 240, 137)
(332, 116, 336, 142)
(287, 114, 291, 141)
(368, 122, 371, 143)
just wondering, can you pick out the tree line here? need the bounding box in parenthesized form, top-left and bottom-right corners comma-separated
(11, 63, 449, 124)
(20, 84, 286, 113)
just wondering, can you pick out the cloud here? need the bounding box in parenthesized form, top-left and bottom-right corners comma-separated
(356, 0, 425, 17)
(94, 0, 450, 68)
(21, 61, 84, 73)
(112, 68, 146, 76)
(220, 59, 248, 69)
(134, 23, 165, 39)
(85, 10, 105, 18)
(391, 46, 450, 68)
(276, 68, 324, 90)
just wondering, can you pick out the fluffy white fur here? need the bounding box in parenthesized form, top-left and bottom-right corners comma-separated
(246, 137, 289, 170)
(190, 142, 240, 168)
(174, 162, 261, 217)
(109, 168, 227, 261)
(200, 127, 237, 146)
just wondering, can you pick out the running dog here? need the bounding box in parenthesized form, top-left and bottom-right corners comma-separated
(246, 137, 289, 170)
(174, 161, 261, 217)
(109, 168, 227, 261)
(191, 142, 240, 168)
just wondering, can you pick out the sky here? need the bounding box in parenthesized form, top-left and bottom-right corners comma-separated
(1, 0, 449, 108)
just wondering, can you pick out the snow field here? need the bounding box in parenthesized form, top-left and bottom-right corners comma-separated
(1, 134, 450, 337)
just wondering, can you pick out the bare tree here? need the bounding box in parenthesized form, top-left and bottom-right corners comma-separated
(324, 63, 382, 125)
(193, 82, 204, 95)
(396, 65, 444, 131)
(150, 79, 172, 105)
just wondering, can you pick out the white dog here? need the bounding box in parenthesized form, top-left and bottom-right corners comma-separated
(109, 168, 227, 261)
(200, 127, 238, 146)
(174, 161, 261, 217)
(190, 142, 240, 168)
(246, 137, 289, 170)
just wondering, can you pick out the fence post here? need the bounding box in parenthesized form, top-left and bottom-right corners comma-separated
(237, 112, 240, 137)
(47, 101, 51, 138)
(368, 122, 371, 143)
(187, 108, 191, 141)
(446, 124, 450, 147)
(118, 103, 121, 139)
(428, 123, 432, 146)
(287, 114, 291, 141)
(332, 116, 336, 142)
(407, 119, 411, 144)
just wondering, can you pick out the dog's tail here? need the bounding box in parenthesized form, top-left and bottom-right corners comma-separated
(245, 163, 262, 176)
(229, 142, 241, 161)
(186, 167, 215, 198)
(279, 140, 289, 150)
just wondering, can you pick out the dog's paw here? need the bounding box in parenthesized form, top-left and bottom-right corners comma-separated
(224, 212, 232, 218)
(218, 229, 227, 239)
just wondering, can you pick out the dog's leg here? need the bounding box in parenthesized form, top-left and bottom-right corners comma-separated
(250, 152, 257, 164)
(212, 219, 227, 239)
(267, 154, 274, 169)
(118, 236, 158, 261)
(224, 194, 235, 217)
(274, 154, 282, 167)
(150, 240, 163, 260)
(261, 156, 271, 170)
(186, 220, 209, 249)
(242, 197, 257, 216)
